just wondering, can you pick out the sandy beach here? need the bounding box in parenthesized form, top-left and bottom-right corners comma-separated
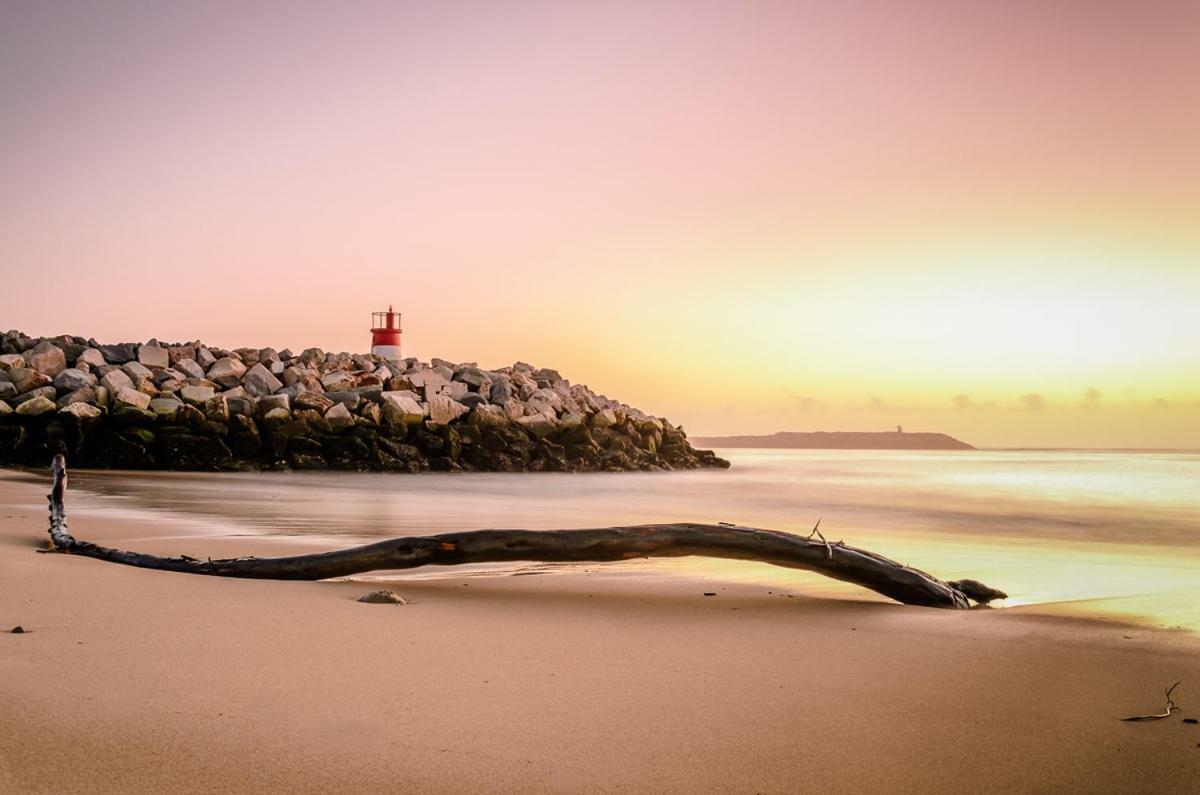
(2, 470, 1199, 793)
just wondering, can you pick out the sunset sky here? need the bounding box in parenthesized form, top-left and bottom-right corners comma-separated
(2, 0, 1197, 448)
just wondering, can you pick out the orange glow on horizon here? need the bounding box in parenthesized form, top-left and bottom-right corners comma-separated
(1, 1, 1197, 448)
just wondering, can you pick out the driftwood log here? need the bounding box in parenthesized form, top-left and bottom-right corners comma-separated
(42, 454, 1006, 609)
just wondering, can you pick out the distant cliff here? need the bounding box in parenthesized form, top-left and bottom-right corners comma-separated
(691, 431, 974, 451)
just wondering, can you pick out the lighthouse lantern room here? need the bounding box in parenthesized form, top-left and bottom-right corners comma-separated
(370, 306, 403, 360)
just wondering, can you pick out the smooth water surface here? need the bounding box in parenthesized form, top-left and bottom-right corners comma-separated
(37, 449, 1200, 629)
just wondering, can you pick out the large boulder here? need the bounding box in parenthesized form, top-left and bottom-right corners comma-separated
(489, 378, 513, 404)
(57, 387, 96, 407)
(74, 348, 105, 368)
(174, 358, 206, 379)
(591, 408, 618, 428)
(166, 345, 196, 365)
(122, 361, 153, 382)
(320, 370, 355, 391)
(114, 387, 151, 410)
(382, 392, 425, 426)
(96, 342, 138, 364)
(517, 411, 558, 438)
(204, 394, 230, 422)
(14, 395, 56, 416)
(149, 397, 183, 419)
(53, 368, 97, 392)
(137, 345, 170, 369)
(324, 402, 355, 432)
(294, 392, 334, 414)
(208, 357, 247, 388)
(242, 363, 283, 397)
(257, 394, 290, 418)
(469, 404, 509, 427)
(324, 390, 361, 411)
(26, 342, 67, 377)
(100, 369, 134, 395)
(9, 367, 51, 395)
(12, 386, 56, 406)
(59, 402, 103, 421)
(427, 394, 469, 426)
(179, 385, 215, 405)
(0, 354, 24, 370)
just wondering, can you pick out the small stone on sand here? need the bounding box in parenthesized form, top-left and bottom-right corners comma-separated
(357, 590, 408, 605)
(10, 625, 25, 634)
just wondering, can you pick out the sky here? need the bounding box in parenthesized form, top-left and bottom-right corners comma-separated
(2, 0, 1198, 448)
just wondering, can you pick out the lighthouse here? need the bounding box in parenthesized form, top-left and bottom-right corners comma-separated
(370, 306, 402, 360)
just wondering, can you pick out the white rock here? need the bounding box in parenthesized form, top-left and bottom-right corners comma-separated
(324, 402, 355, 432)
(242, 363, 283, 397)
(517, 412, 558, 437)
(26, 342, 67, 377)
(257, 394, 290, 416)
(406, 369, 448, 389)
(208, 357, 246, 388)
(592, 408, 618, 428)
(180, 385, 215, 405)
(0, 354, 24, 370)
(122, 361, 153, 381)
(503, 400, 525, 420)
(137, 345, 169, 369)
(15, 395, 56, 416)
(100, 369, 134, 394)
(427, 394, 469, 425)
(59, 402, 103, 420)
(114, 387, 151, 410)
(382, 393, 425, 425)
(149, 397, 183, 418)
(320, 370, 355, 391)
(76, 349, 105, 368)
(262, 407, 291, 423)
(469, 404, 509, 427)
(174, 358, 206, 379)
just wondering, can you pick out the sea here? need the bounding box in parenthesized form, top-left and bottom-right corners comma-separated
(35, 449, 1200, 631)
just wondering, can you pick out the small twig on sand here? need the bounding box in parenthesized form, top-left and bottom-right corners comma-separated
(1121, 682, 1181, 721)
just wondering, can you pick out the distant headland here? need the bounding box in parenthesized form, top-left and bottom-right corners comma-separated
(691, 431, 975, 451)
(0, 330, 728, 473)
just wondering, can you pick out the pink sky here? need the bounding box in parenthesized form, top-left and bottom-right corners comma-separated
(2, 1, 1198, 447)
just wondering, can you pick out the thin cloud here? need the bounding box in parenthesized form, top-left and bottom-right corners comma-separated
(779, 388, 827, 413)
(1020, 393, 1046, 411)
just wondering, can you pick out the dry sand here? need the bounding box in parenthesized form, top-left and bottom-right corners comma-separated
(2, 472, 1198, 793)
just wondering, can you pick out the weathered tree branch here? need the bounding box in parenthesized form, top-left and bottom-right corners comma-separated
(42, 454, 1006, 608)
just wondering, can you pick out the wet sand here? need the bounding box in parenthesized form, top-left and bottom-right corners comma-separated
(2, 473, 1199, 793)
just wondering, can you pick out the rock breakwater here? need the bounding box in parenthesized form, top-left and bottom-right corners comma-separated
(0, 331, 728, 473)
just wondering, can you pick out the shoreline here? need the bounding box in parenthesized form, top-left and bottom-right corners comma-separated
(3, 471, 1199, 792)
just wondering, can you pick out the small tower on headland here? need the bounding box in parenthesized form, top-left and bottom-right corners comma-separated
(370, 306, 402, 360)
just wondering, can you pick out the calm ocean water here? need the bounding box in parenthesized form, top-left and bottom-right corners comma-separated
(44, 449, 1200, 630)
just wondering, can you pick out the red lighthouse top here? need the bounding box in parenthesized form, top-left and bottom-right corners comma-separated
(370, 306, 402, 350)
